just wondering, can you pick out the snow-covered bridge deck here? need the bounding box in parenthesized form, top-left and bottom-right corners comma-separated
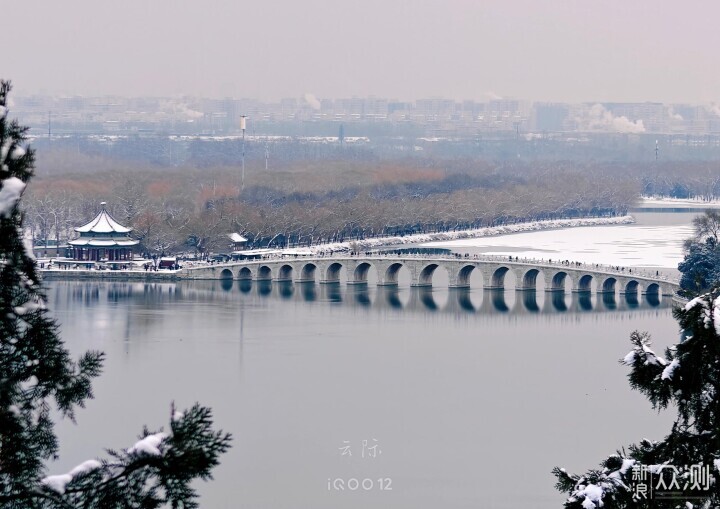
(181, 254, 679, 297)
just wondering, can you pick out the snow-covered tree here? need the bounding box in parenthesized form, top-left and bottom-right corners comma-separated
(553, 291, 720, 508)
(0, 81, 230, 508)
(678, 210, 720, 297)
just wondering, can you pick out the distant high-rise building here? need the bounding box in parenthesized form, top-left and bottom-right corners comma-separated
(534, 103, 569, 131)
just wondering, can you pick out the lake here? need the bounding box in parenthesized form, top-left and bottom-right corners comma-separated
(48, 210, 692, 509)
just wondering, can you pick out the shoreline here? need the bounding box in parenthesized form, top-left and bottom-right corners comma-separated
(280, 215, 635, 254)
(39, 215, 635, 282)
(636, 196, 720, 209)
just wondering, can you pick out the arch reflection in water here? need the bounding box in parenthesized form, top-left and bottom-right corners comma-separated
(239, 280, 253, 294)
(221, 278, 233, 292)
(48, 280, 671, 321)
(349, 286, 372, 307)
(381, 286, 404, 310)
(487, 289, 510, 313)
(601, 292, 617, 310)
(322, 283, 343, 303)
(277, 281, 294, 299)
(519, 290, 540, 313)
(624, 292, 640, 309)
(257, 280, 272, 296)
(299, 282, 317, 302)
(577, 292, 593, 312)
(238, 280, 668, 315)
(550, 291, 567, 312)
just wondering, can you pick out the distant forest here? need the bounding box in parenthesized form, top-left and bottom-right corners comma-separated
(21, 137, 720, 255)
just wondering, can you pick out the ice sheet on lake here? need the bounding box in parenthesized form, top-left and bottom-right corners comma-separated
(422, 223, 691, 269)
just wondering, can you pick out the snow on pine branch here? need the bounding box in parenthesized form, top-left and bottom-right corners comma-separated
(661, 358, 680, 380)
(41, 431, 168, 495)
(622, 338, 667, 368)
(41, 460, 101, 494)
(0, 177, 25, 218)
(127, 432, 168, 457)
(684, 293, 720, 335)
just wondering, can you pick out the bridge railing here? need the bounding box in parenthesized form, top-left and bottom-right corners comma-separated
(186, 251, 679, 285)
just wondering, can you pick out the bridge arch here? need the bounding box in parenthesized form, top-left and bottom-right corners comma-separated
(600, 277, 617, 294)
(549, 271, 570, 292)
(352, 262, 375, 284)
(383, 262, 405, 286)
(418, 263, 448, 286)
(624, 280, 641, 294)
(490, 266, 511, 289)
(644, 283, 661, 306)
(237, 266, 252, 280)
(578, 274, 594, 292)
(519, 268, 545, 291)
(299, 263, 317, 282)
(456, 264, 478, 287)
(277, 264, 293, 281)
(644, 282, 660, 294)
(418, 263, 438, 286)
(220, 268, 233, 280)
(324, 262, 344, 283)
(257, 265, 272, 280)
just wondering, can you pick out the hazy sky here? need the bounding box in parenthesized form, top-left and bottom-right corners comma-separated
(5, 0, 720, 103)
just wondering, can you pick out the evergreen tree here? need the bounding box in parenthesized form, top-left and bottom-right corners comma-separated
(679, 210, 720, 297)
(553, 292, 720, 508)
(0, 81, 231, 508)
(678, 238, 720, 297)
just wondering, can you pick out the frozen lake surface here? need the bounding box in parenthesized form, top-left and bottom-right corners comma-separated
(423, 212, 693, 270)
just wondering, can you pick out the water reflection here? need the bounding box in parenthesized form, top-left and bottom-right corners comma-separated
(578, 292, 593, 312)
(382, 287, 403, 309)
(277, 281, 294, 299)
(299, 282, 317, 302)
(239, 280, 252, 294)
(625, 292, 639, 309)
(550, 291, 567, 312)
(53, 280, 671, 319)
(257, 280, 272, 296)
(323, 282, 342, 303)
(519, 290, 540, 313)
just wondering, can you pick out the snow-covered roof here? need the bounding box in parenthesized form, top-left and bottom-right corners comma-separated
(75, 202, 132, 234)
(283, 248, 313, 256)
(232, 248, 281, 255)
(68, 238, 139, 247)
(228, 233, 248, 243)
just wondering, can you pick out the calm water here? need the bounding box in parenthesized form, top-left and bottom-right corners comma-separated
(47, 212, 691, 509)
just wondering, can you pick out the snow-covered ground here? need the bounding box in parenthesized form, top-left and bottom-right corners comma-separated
(422, 222, 692, 269)
(637, 196, 720, 208)
(288, 216, 634, 255)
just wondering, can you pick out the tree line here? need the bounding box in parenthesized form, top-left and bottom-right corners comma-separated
(23, 153, 638, 255)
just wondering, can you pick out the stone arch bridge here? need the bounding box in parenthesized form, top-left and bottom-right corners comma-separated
(181, 256, 678, 297)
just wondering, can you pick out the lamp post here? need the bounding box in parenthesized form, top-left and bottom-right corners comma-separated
(240, 115, 247, 191)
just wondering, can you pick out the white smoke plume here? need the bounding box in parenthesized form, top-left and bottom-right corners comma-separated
(709, 103, 720, 117)
(586, 104, 645, 133)
(162, 99, 203, 119)
(177, 103, 204, 119)
(667, 106, 683, 121)
(303, 93, 321, 110)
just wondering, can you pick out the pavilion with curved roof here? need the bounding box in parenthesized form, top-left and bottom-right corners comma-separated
(68, 202, 139, 262)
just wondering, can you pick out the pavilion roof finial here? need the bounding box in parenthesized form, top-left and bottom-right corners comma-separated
(100, 201, 107, 209)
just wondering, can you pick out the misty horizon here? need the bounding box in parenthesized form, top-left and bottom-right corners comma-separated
(7, 0, 720, 104)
